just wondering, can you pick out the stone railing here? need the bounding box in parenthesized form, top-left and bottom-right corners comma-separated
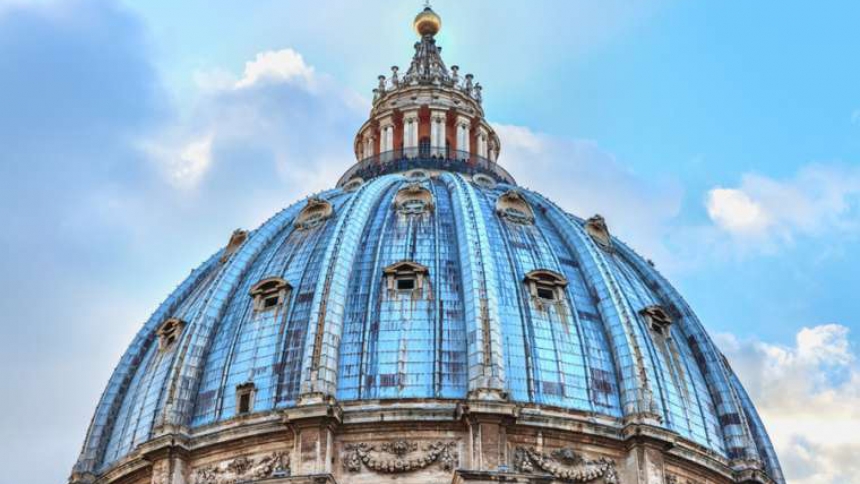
(337, 148, 516, 187)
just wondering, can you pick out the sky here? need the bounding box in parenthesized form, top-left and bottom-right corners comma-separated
(0, 1, 857, 483)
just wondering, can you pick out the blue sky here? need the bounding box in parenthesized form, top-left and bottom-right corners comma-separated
(0, 1, 858, 483)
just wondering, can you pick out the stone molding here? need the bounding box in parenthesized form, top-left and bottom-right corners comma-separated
(192, 452, 290, 484)
(513, 447, 619, 483)
(341, 440, 458, 474)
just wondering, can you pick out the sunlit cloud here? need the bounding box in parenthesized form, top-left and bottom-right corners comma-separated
(719, 325, 860, 484)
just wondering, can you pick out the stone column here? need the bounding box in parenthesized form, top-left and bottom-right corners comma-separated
(283, 402, 342, 478)
(430, 109, 447, 157)
(621, 423, 675, 484)
(379, 116, 395, 161)
(456, 115, 471, 159)
(141, 435, 191, 484)
(477, 126, 489, 158)
(457, 402, 518, 472)
(402, 110, 420, 155)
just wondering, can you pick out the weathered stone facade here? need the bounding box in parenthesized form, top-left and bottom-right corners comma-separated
(70, 399, 774, 484)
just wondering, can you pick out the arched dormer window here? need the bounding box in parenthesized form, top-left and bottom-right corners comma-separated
(249, 277, 291, 312)
(383, 261, 429, 295)
(393, 183, 434, 214)
(524, 270, 568, 305)
(343, 177, 365, 193)
(640, 305, 673, 337)
(584, 214, 612, 251)
(471, 173, 496, 190)
(157, 317, 186, 351)
(295, 198, 333, 230)
(496, 190, 534, 224)
(220, 229, 248, 263)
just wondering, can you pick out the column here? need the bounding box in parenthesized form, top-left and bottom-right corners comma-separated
(402, 110, 419, 157)
(430, 110, 447, 157)
(477, 126, 489, 158)
(456, 115, 471, 159)
(379, 116, 395, 161)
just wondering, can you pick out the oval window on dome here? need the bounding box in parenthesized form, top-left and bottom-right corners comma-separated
(295, 198, 334, 230)
(157, 317, 186, 351)
(404, 169, 429, 181)
(496, 190, 534, 224)
(394, 183, 434, 215)
(471, 173, 497, 189)
(343, 177, 365, 193)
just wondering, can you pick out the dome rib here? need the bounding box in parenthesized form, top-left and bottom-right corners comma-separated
(527, 191, 658, 420)
(443, 173, 507, 398)
(299, 176, 402, 401)
(156, 196, 322, 433)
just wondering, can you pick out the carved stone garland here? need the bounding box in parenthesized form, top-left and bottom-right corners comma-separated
(342, 440, 458, 474)
(514, 447, 619, 484)
(192, 452, 290, 484)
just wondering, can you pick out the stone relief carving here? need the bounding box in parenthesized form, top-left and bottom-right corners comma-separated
(342, 440, 458, 474)
(192, 452, 289, 484)
(513, 447, 619, 483)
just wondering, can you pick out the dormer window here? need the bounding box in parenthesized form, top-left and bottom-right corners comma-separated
(236, 382, 256, 415)
(496, 190, 535, 224)
(295, 198, 334, 230)
(640, 305, 673, 336)
(157, 317, 186, 351)
(220, 229, 248, 263)
(394, 183, 434, 215)
(584, 215, 612, 251)
(249, 278, 291, 312)
(524, 270, 568, 306)
(383, 261, 429, 296)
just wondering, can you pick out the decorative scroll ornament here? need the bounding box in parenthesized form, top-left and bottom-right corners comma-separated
(513, 447, 619, 484)
(342, 440, 458, 474)
(192, 452, 290, 484)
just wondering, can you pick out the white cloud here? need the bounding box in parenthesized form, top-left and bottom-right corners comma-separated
(706, 188, 770, 234)
(494, 123, 683, 267)
(705, 164, 860, 246)
(718, 325, 860, 484)
(234, 48, 315, 90)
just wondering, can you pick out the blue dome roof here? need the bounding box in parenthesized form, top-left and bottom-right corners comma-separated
(75, 170, 783, 481)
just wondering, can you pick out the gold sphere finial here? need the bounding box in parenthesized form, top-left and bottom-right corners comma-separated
(413, 4, 442, 37)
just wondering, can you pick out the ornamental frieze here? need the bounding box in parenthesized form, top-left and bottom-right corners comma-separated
(192, 452, 290, 484)
(513, 446, 619, 483)
(341, 440, 458, 474)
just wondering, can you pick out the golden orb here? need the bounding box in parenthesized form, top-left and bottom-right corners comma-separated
(413, 7, 442, 37)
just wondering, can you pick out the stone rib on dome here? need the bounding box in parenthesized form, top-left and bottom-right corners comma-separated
(73, 173, 783, 482)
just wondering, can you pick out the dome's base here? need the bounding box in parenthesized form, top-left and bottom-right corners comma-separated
(72, 399, 775, 484)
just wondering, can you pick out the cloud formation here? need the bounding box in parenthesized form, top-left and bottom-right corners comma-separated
(719, 325, 860, 484)
(494, 123, 683, 265)
(705, 164, 860, 247)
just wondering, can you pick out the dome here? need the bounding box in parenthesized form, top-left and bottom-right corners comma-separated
(71, 6, 784, 484)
